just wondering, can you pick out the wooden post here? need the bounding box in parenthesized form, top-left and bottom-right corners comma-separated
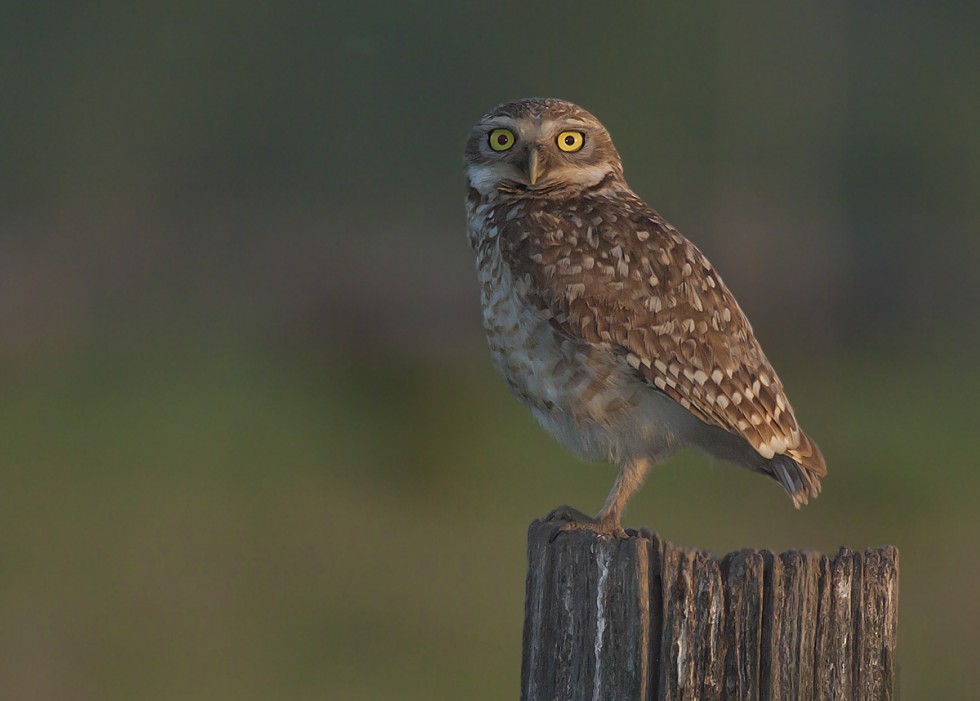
(521, 513, 898, 701)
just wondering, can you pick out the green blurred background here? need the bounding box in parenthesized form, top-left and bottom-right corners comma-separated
(2, 2, 978, 699)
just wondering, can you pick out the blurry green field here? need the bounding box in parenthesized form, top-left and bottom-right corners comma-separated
(0, 340, 975, 700)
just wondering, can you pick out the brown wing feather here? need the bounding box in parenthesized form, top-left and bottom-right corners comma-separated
(498, 191, 825, 478)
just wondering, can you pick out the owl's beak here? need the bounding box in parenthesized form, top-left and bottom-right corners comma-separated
(525, 146, 544, 185)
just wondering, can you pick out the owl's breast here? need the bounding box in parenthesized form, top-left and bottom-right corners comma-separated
(475, 237, 565, 407)
(471, 226, 695, 464)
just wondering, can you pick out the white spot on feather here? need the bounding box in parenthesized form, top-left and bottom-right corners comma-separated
(567, 283, 586, 301)
(689, 289, 704, 311)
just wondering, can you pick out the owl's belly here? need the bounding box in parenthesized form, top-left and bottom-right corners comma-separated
(478, 256, 698, 464)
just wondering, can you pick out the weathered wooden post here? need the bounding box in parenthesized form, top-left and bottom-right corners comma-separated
(521, 512, 898, 701)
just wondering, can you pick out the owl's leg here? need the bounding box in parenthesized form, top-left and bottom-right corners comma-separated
(596, 457, 653, 528)
(551, 458, 652, 539)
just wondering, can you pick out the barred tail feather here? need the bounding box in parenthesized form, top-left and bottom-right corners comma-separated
(772, 431, 826, 508)
(697, 422, 826, 507)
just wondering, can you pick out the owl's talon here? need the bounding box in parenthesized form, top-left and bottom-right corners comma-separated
(562, 519, 630, 540)
(549, 516, 629, 541)
(544, 505, 591, 523)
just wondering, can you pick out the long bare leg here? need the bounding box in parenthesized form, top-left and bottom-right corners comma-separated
(595, 457, 652, 530)
(552, 458, 653, 538)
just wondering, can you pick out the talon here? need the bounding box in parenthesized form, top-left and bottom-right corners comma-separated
(553, 517, 629, 540)
(543, 505, 631, 540)
(544, 505, 591, 523)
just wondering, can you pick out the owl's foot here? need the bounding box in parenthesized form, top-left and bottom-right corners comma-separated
(544, 505, 629, 540)
(544, 505, 591, 523)
(558, 518, 629, 540)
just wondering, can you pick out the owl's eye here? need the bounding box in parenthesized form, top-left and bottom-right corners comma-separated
(489, 128, 516, 152)
(556, 130, 585, 153)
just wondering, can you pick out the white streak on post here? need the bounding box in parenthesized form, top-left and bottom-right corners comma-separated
(592, 544, 612, 701)
(678, 619, 687, 689)
(836, 575, 850, 659)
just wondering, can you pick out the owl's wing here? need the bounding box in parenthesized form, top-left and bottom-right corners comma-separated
(499, 203, 825, 477)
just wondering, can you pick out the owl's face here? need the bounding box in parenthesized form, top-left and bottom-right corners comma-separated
(465, 98, 624, 197)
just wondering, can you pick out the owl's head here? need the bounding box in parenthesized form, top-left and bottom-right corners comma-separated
(465, 98, 625, 197)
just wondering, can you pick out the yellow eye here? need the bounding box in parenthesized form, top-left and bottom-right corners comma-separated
(557, 130, 584, 152)
(489, 128, 515, 151)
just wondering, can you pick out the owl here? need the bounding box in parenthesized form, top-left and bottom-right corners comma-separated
(464, 98, 825, 537)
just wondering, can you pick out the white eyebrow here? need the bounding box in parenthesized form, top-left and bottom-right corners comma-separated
(482, 116, 591, 130)
(539, 119, 591, 133)
(481, 116, 521, 129)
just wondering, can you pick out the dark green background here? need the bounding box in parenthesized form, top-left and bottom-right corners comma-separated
(2, 3, 977, 699)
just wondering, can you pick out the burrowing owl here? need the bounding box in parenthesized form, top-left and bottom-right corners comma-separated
(465, 98, 825, 537)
